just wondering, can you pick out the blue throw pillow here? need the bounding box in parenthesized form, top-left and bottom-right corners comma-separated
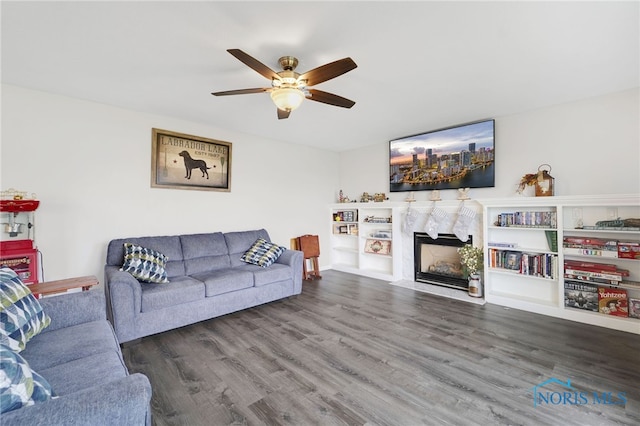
(0, 343, 55, 414)
(0, 268, 51, 352)
(120, 243, 169, 283)
(241, 238, 286, 268)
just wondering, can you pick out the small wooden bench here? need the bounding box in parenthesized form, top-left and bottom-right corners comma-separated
(29, 275, 98, 297)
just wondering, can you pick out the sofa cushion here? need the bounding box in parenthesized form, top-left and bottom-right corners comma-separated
(192, 269, 254, 297)
(38, 351, 127, 396)
(0, 268, 51, 352)
(121, 243, 169, 283)
(249, 263, 293, 287)
(20, 321, 119, 372)
(141, 276, 205, 312)
(107, 236, 185, 278)
(241, 238, 286, 268)
(0, 343, 55, 414)
(224, 229, 271, 267)
(181, 233, 231, 275)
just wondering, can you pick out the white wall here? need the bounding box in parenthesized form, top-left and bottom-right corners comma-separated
(1, 84, 339, 281)
(2, 86, 638, 283)
(338, 88, 640, 202)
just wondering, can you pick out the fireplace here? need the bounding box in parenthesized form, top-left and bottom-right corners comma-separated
(414, 232, 470, 291)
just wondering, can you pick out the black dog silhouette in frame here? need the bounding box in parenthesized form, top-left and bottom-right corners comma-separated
(179, 150, 212, 180)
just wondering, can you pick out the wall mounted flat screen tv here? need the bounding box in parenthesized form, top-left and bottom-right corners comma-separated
(389, 119, 495, 192)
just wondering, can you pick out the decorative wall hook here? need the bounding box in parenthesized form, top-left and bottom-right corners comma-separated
(457, 188, 471, 200)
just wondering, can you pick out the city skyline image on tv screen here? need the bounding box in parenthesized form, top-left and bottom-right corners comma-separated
(389, 119, 495, 192)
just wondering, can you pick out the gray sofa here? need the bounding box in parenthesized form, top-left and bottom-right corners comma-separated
(105, 229, 303, 343)
(3, 287, 152, 426)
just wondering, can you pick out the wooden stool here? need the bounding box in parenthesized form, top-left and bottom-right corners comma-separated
(297, 234, 321, 280)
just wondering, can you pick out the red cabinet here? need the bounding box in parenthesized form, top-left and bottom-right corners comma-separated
(0, 240, 38, 285)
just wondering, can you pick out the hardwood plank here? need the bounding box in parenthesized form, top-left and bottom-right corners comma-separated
(122, 270, 640, 425)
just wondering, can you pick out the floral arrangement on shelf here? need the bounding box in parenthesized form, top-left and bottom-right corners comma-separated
(458, 244, 483, 277)
(517, 173, 538, 194)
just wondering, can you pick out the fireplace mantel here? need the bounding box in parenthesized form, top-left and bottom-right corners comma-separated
(397, 200, 483, 282)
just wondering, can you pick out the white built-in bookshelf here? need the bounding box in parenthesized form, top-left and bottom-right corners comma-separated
(480, 194, 639, 335)
(329, 204, 403, 281)
(328, 195, 639, 334)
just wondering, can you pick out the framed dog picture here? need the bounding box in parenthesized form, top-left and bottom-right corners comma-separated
(151, 128, 231, 192)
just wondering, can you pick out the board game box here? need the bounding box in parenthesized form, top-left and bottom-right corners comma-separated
(564, 281, 598, 312)
(628, 298, 640, 319)
(598, 287, 628, 317)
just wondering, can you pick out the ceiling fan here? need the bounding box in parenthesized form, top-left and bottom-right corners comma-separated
(212, 49, 357, 120)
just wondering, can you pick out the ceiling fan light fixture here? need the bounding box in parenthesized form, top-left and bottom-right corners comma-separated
(213, 50, 357, 119)
(270, 87, 305, 112)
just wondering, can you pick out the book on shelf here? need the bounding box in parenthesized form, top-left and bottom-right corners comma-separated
(598, 287, 628, 317)
(564, 281, 598, 312)
(488, 242, 518, 248)
(489, 248, 558, 278)
(566, 279, 640, 290)
(564, 269, 624, 282)
(563, 259, 619, 271)
(564, 260, 629, 276)
(496, 211, 557, 228)
(545, 231, 558, 252)
(629, 298, 640, 319)
(564, 274, 621, 286)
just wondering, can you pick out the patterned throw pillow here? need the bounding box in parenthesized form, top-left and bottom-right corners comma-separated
(120, 243, 169, 283)
(0, 268, 51, 352)
(241, 238, 286, 268)
(0, 343, 55, 414)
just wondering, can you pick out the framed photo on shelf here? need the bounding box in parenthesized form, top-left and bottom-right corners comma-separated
(151, 128, 231, 192)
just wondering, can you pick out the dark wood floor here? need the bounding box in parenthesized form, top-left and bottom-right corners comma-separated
(122, 270, 640, 426)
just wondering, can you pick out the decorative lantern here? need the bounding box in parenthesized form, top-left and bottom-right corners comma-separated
(535, 164, 554, 197)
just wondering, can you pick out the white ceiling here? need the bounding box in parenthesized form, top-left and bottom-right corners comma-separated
(2, 1, 638, 152)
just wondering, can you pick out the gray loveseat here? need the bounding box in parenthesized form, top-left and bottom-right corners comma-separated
(105, 229, 303, 343)
(3, 280, 152, 425)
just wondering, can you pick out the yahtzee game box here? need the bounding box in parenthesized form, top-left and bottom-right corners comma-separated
(598, 287, 628, 317)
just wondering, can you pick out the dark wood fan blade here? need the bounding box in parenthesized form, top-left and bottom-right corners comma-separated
(307, 89, 355, 108)
(277, 109, 290, 120)
(227, 49, 280, 81)
(211, 88, 270, 96)
(299, 58, 357, 86)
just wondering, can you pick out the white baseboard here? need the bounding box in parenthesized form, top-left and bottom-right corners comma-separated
(390, 279, 486, 305)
